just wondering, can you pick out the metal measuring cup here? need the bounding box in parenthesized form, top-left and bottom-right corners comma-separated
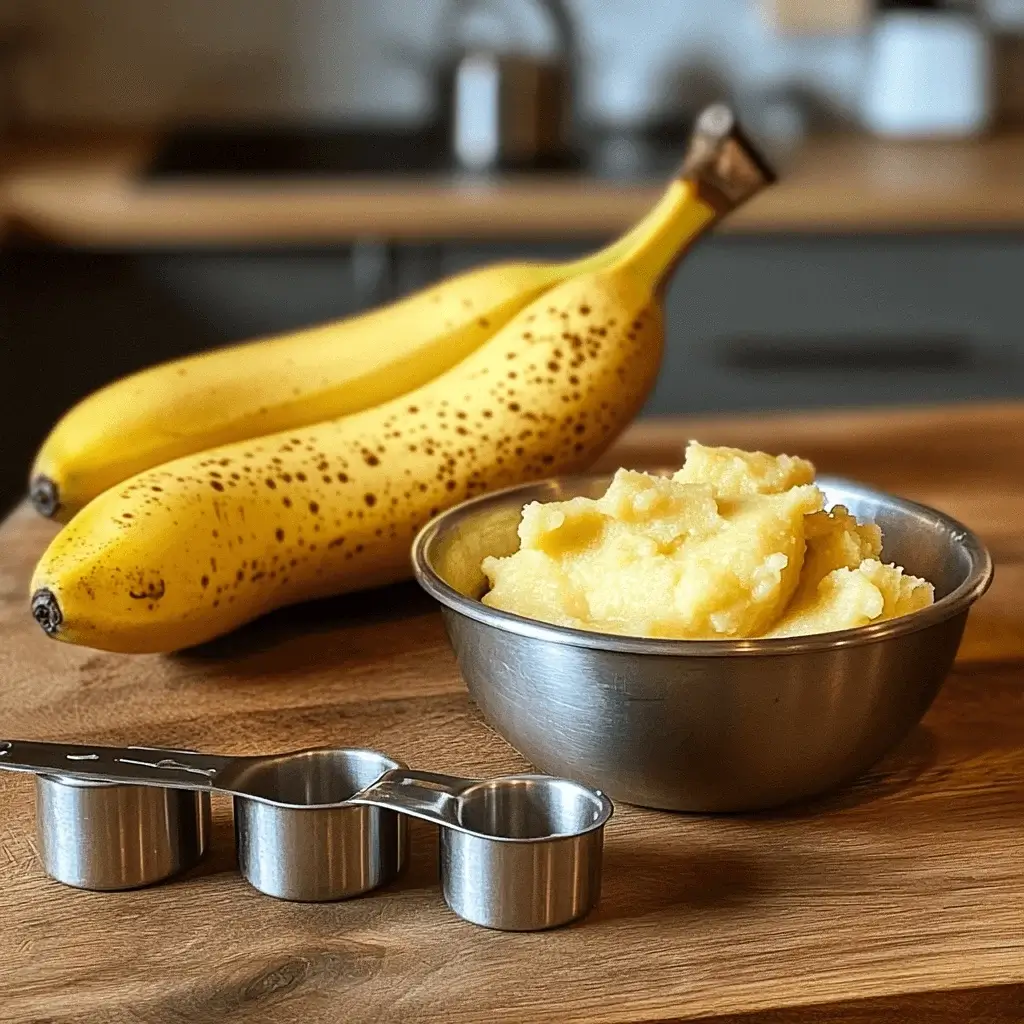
(34, 773, 210, 891)
(352, 768, 612, 931)
(0, 739, 612, 929)
(0, 740, 407, 903)
(228, 747, 407, 902)
(225, 751, 612, 927)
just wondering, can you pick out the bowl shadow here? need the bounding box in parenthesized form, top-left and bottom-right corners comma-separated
(594, 844, 781, 924)
(591, 728, 940, 925)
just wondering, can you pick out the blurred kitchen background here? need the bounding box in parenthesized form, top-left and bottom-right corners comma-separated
(3, 0, 1024, 510)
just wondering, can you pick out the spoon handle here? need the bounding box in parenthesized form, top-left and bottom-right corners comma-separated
(0, 739, 234, 790)
(350, 768, 478, 827)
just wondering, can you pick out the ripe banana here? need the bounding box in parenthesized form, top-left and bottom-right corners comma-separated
(31, 106, 775, 654)
(28, 204, 658, 524)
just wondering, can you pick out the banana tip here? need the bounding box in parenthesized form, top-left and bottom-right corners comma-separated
(29, 476, 61, 519)
(31, 589, 63, 637)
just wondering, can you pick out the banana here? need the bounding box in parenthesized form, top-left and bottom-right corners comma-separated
(30, 106, 774, 654)
(28, 203, 659, 524)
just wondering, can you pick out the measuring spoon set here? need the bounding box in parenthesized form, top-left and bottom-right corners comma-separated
(0, 739, 611, 931)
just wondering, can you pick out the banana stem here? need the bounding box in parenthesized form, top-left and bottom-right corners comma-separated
(564, 105, 775, 291)
(561, 185, 685, 278)
(605, 180, 718, 290)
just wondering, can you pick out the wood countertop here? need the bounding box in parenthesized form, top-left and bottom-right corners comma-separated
(2, 401, 1023, 1022)
(4, 131, 1024, 246)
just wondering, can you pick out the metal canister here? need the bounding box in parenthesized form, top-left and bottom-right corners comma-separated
(450, 51, 574, 172)
(35, 774, 210, 891)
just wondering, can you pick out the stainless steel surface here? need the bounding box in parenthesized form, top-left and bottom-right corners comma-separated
(451, 53, 572, 172)
(0, 740, 234, 789)
(412, 474, 995, 812)
(232, 748, 407, 902)
(443, 0, 575, 172)
(35, 774, 210, 891)
(354, 769, 611, 930)
(0, 739, 392, 805)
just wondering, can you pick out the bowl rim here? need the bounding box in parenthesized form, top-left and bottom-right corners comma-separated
(411, 471, 995, 658)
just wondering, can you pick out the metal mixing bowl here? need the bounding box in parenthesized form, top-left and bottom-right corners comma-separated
(412, 474, 993, 812)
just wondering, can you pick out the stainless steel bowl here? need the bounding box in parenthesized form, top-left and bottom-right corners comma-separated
(412, 474, 994, 812)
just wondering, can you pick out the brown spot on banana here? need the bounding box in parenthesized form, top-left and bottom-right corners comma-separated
(128, 579, 166, 601)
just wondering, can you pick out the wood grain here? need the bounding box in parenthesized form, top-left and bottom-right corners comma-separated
(5, 131, 1024, 245)
(1, 402, 1023, 1023)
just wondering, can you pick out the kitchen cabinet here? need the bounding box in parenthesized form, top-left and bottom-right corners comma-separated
(5, 234, 1024, 510)
(440, 235, 1024, 414)
(653, 235, 1024, 415)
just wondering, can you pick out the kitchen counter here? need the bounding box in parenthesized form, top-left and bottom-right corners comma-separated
(4, 130, 1024, 245)
(2, 400, 1023, 1023)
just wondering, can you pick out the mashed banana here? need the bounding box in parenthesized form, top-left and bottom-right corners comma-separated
(481, 442, 934, 640)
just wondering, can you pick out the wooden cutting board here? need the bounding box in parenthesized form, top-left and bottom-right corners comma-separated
(2, 402, 1024, 1024)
